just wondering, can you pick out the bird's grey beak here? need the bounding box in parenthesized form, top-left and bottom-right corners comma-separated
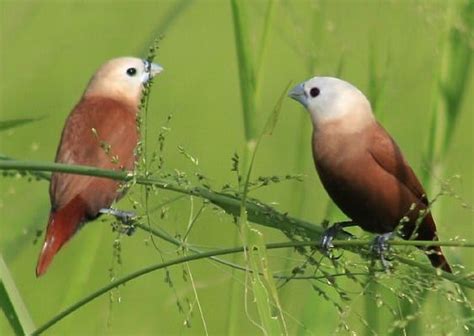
(142, 60, 164, 83)
(149, 62, 164, 76)
(288, 83, 308, 107)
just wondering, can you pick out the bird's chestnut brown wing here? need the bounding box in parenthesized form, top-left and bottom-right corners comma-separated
(50, 97, 138, 214)
(315, 122, 431, 234)
(367, 124, 451, 271)
(368, 123, 439, 237)
(368, 122, 429, 206)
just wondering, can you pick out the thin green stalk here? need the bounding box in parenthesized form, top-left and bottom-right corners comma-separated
(0, 154, 51, 181)
(135, 217, 474, 249)
(140, 0, 194, 55)
(138, 217, 474, 277)
(422, 0, 473, 187)
(0, 254, 36, 335)
(404, 1, 473, 335)
(254, 0, 275, 102)
(29, 240, 348, 336)
(0, 159, 329, 238)
(134, 220, 373, 281)
(229, 1, 276, 334)
(236, 85, 290, 335)
(367, 37, 390, 115)
(2, 160, 474, 253)
(30, 235, 474, 335)
(230, 0, 258, 143)
(1, 160, 473, 288)
(0, 117, 43, 132)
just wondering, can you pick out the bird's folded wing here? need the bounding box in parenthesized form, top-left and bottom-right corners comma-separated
(368, 122, 428, 205)
(50, 97, 138, 210)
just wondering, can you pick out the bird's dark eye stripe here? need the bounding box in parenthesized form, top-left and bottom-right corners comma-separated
(126, 67, 137, 76)
(310, 87, 320, 98)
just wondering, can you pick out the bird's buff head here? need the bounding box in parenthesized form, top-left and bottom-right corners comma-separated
(289, 76, 374, 130)
(84, 57, 163, 105)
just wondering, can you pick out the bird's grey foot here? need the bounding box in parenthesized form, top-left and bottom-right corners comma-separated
(371, 232, 395, 270)
(99, 208, 137, 236)
(320, 221, 355, 255)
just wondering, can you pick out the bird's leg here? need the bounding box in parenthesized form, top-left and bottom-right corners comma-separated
(371, 232, 395, 270)
(320, 221, 356, 254)
(99, 208, 137, 236)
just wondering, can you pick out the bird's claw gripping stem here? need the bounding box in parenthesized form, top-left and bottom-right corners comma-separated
(371, 232, 394, 270)
(320, 225, 338, 252)
(320, 221, 355, 255)
(99, 208, 137, 236)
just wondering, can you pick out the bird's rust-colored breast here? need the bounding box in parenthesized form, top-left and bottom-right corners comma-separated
(312, 121, 435, 237)
(50, 96, 139, 217)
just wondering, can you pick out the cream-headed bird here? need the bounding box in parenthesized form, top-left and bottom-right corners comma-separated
(36, 57, 163, 277)
(289, 76, 452, 273)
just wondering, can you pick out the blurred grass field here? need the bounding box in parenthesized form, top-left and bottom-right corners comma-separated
(0, 1, 473, 335)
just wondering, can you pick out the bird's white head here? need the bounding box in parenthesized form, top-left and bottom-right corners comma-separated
(84, 57, 163, 105)
(289, 76, 374, 131)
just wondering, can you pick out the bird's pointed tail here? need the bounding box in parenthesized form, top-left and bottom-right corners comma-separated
(417, 214, 452, 273)
(36, 197, 86, 277)
(403, 212, 452, 273)
(426, 246, 452, 273)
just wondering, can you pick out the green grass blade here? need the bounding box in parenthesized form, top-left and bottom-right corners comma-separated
(227, 1, 255, 331)
(254, 0, 275, 102)
(0, 118, 43, 132)
(1, 160, 472, 287)
(0, 254, 35, 335)
(230, 0, 258, 142)
(367, 37, 390, 115)
(262, 81, 291, 136)
(0, 283, 24, 335)
(140, 0, 194, 53)
(441, 0, 473, 149)
(422, 0, 473, 186)
(237, 85, 290, 335)
(30, 240, 336, 336)
(409, 2, 473, 334)
(240, 210, 283, 335)
(228, 1, 277, 334)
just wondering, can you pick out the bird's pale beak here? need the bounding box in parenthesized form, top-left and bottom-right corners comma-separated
(142, 60, 164, 83)
(288, 83, 308, 107)
(149, 62, 164, 76)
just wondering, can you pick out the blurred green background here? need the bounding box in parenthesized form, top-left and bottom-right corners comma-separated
(0, 0, 472, 335)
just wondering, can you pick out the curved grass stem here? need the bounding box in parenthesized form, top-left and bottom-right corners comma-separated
(30, 236, 473, 335)
(1, 159, 473, 290)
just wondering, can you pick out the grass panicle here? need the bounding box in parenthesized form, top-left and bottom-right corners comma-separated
(228, 1, 279, 334)
(1, 159, 473, 287)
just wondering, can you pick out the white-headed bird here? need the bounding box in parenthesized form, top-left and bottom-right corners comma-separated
(289, 76, 452, 273)
(36, 57, 163, 277)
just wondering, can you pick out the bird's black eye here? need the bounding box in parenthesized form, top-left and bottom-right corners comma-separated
(309, 87, 320, 98)
(126, 67, 137, 76)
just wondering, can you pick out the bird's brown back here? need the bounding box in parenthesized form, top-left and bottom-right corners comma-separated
(50, 96, 139, 217)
